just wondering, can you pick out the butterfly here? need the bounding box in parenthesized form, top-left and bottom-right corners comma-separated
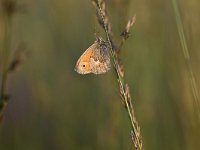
(75, 37, 111, 74)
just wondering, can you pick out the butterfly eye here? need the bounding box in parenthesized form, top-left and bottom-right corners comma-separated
(82, 65, 85, 67)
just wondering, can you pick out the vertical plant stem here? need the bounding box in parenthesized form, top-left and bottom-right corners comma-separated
(0, 13, 12, 117)
(97, 0, 143, 149)
(172, 0, 200, 119)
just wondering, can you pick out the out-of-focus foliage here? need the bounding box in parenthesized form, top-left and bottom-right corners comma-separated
(0, 0, 200, 150)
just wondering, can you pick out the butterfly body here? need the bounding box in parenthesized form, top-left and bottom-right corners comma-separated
(75, 37, 111, 74)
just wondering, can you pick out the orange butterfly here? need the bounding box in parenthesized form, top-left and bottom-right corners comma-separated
(75, 37, 111, 74)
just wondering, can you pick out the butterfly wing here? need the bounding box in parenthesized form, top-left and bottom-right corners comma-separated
(90, 42, 111, 74)
(75, 44, 96, 74)
(75, 38, 111, 75)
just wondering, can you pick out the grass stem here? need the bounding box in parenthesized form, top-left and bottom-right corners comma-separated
(172, 0, 200, 119)
(96, 0, 143, 149)
(0, 11, 12, 119)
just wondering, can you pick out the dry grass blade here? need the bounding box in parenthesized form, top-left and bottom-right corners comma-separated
(121, 15, 136, 40)
(92, 0, 144, 149)
(126, 15, 136, 32)
(119, 15, 136, 50)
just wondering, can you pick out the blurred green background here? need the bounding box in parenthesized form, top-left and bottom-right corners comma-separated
(0, 0, 200, 149)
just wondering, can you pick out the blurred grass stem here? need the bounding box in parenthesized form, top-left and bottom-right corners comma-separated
(0, 13, 12, 118)
(172, 0, 200, 119)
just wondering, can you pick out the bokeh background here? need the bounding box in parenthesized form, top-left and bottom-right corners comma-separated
(0, 0, 200, 149)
